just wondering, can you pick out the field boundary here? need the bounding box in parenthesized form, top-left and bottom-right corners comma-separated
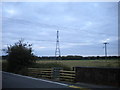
(27, 68, 76, 82)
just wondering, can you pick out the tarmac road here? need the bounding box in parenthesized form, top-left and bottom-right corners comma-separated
(2, 72, 71, 88)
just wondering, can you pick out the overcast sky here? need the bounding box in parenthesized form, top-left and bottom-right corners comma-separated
(2, 2, 118, 56)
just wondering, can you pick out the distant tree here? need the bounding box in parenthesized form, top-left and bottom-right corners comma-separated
(5, 39, 36, 72)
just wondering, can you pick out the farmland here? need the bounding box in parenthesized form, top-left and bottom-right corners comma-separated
(36, 59, 120, 70)
(2, 59, 120, 71)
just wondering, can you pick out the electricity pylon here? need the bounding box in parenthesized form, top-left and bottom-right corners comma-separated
(55, 30, 61, 60)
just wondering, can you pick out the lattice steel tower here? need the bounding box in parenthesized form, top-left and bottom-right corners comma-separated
(55, 30, 61, 60)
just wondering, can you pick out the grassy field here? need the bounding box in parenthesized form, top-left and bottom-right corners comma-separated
(2, 59, 120, 71)
(36, 60, 120, 70)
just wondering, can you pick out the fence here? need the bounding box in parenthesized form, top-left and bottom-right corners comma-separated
(40, 68, 52, 79)
(28, 68, 42, 77)
(28, 68, 52, 78)
(27, 67, 119, 87)
(60, 70, 76, 82)
(27, 68, 76, 82)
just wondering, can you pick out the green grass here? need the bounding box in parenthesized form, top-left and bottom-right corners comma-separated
(36, 60, 120, 70)
(2, 59, 120, 71)
(30, 62, 71, 70)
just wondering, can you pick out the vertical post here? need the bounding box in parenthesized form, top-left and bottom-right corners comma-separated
(103, 42, 108, 59)
(52, 67, 63, 80)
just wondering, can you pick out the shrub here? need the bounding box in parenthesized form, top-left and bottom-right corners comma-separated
(5, 39, 36, 73)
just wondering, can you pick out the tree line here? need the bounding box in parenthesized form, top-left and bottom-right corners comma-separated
(36, 55, 120, 60)
(2, 55, 120, 60)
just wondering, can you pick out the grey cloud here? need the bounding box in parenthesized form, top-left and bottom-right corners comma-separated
(2, 2, 118, 56)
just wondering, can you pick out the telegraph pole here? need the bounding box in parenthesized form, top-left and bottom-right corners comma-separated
(55, 30, 61, 60)
(103, 42, 109, 59)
